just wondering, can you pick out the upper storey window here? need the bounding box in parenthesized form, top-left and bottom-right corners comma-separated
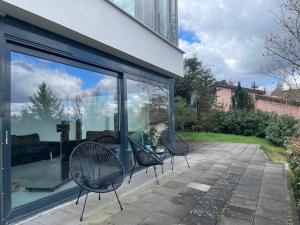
(109, 0, 178, 45)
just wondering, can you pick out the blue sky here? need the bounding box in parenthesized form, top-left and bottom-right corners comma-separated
(179, 28, 200, 44)
(178, 0, 282, 91)
(11, 51, 102, 90)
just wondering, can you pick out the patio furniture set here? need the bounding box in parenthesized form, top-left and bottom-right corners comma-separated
(69, 130, 191, 221)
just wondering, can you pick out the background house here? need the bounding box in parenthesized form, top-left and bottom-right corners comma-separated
(215, 81, 300, 119)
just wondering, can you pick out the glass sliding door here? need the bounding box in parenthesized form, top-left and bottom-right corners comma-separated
(126, 78, 169, 168)
(10, 51, 120, 208)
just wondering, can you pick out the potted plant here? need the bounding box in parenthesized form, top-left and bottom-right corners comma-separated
(149, 127, 160, 152)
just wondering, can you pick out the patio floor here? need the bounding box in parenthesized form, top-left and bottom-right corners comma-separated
(18, 142, 299, 225)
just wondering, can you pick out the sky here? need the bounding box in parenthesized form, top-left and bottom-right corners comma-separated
(178, 0, 283, 91)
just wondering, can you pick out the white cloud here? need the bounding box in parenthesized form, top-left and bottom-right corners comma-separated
(11, 59, 83, 103)
(96, 78, 117, 95)
(178, 0, 282, 88)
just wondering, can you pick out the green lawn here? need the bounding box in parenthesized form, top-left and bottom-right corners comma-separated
(179, 132, 286, 163)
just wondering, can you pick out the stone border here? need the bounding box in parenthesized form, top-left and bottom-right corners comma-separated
(283, 163, 300, 225)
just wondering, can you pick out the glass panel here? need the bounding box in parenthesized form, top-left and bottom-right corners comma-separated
(158, 0, 170, 39)
(170, 0, 177, 44)
(135, 0, 156, 30)
(10, 51, 119, 208)
(110, 0, 135, 16)
(109, 0, 178, 45)
(126, 79, 169, 168)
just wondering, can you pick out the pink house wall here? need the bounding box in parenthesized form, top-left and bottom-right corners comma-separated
(215, 86, 300, 119)
(255, 99, 300, 119)
(215, 87, 232, 111)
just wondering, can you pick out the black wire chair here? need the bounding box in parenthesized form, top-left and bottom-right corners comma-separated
(160, 130, 190, 171)
(128, 136, 164, 185)
(69, 142, 125, 221)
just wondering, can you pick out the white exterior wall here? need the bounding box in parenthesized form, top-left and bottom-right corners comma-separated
(0, 0, 183, 77)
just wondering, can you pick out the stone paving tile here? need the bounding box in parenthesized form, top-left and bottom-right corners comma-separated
(170, 187, 206, 207)
(193, 175, 219, 186)
(187, 182, 211, 192)
(126, 201, 160, 218)
(253, 215, 286, 225)
(103, 210, 145, 225)
(223, 204, 256, 222)
(219, 215, 253, 225)
(161, 180, 186, 190)
(231, 190, 260, 202)
(151, 185, 179, 198)
(255, 197, 287, 223)
(235, 183, 261, 194)
(228, 196, 257, 211)
(139, 212, 182, 225)
(157, 201, 191, 218)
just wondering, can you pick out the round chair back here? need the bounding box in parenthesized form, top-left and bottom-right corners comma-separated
(161, 130, 190, 156)
(70, 142, 124, 193)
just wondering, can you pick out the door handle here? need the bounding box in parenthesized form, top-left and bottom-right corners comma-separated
(5, 130, 8, 145)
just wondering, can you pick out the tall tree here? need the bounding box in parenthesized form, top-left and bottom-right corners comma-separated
(264, 0, 300, 94)
(231, 82, 255, 111)
(174, 97, 197, 131)
(175, 54, 216, 111)
(174, 56, 197, 102)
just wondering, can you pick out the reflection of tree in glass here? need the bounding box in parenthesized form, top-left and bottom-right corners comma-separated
(136, 82, 169, 130)
(73, 96, 83, 120)
(12, 82, 64, 140)
(82, 89, 116, 132)
(25, 82, 64, 121)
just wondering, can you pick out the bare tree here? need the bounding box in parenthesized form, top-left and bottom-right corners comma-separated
(264, 0, 300, 96)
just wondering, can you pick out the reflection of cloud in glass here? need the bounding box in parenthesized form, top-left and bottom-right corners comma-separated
(11, 103, 28, 116)
(110, 0, 135, 16)
(11, 56, 83, 103)
(96, 78, 117, 96)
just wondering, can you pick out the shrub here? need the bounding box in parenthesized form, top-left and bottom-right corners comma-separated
(265, 115, 298, 146)
(218, 109, 273, 137)
(287, 146, 300, 209)
(197, 110, 225, 132)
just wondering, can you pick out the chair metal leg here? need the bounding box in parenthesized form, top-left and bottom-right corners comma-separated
(153, 165, 159, 185)
(128, 162, 136, 183)
(161, 164, 164, 174)
(80, 191, 89, 222)
(146, 166, 148, 174)
(114, 190, 123, 211)
(172, 156, 174, 171)
(185, 156, 190, 167)
(99, 193, 101, 200)
(76, 187, 82, 205)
